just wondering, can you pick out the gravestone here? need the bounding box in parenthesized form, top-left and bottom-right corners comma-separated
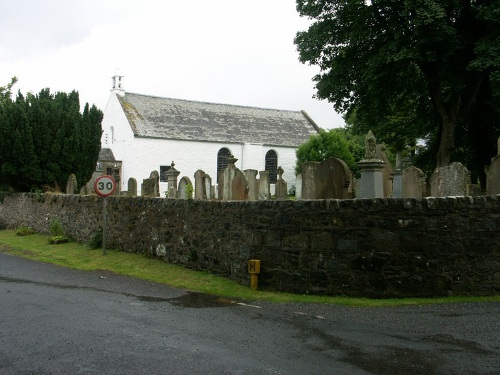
(220, 155, 248, 201)
(295, 173, 303, 200)
(66, 174, 77, 194)
(430, 162, 470, 197)
(258, 170, 270, 200)
(177, 176, 193, 199)
(244, 169, 258, 201)
(141, 170, 160, 197)
(357, 131, 385, 198)
(166, 161, 180, 198)
(301, 162, 317, 199)
(486, 137, 500, 195)
(204, 174, 213, 200)
(402, 166, 425, 198)
(194, 169, 207, 200)
(391, 153, 403, 198)
(275, 166, 288, 200)
(376, 144, 394, 197)
(128, 178, 137, 197)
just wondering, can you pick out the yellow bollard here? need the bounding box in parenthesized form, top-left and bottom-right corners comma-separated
(248, 259, 261, 290)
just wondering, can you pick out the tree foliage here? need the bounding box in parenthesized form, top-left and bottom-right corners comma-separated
(295, 128, 359, 175)
(295, 0, 500, 171)
(0, 82, 103, 192)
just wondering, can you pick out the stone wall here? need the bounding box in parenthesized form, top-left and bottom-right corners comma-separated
(1, 193, 499, 298)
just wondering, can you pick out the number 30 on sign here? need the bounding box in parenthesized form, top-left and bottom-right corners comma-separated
(94, 175, 116, 197)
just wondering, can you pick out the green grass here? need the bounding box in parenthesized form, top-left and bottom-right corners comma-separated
(0, 229, 498, 307)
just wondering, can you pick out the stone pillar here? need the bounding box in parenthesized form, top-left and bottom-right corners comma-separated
(357, 131, 385, 198)
(166, 161, 180, 198)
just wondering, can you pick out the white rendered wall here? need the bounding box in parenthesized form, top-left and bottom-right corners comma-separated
(101, 93, 301, 196)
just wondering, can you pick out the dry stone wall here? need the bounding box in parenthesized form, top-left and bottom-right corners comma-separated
(1, 193, 499, 298)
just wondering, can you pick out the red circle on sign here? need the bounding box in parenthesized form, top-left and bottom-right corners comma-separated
(94, 175, 116, 197)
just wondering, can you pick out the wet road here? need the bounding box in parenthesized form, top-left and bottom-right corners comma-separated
(0, 253, 499, 375)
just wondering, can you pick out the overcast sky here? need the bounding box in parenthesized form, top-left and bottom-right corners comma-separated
(0, 0, 345, 129)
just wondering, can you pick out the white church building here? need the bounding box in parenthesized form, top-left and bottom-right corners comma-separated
(99, 74, 320, 196)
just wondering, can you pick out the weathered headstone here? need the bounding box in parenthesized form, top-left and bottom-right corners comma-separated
(275, 166, 288, 200)
(430, 162, 471, 197)
(204, 174, 213, 200)
(257, 170, 270, 200)
(376, 144, 394, 197)
(244, 169, 258, 201)
(66, 174, 77, 194)
(128, 177, 137, 197)
(194, 169, 207, 200)
(402, 166, 425, 198)
(141, 170, 160, 197)
(177, 176, 193, 199)
(486, 137, 500, 195)
(391, 153, 403, 198)
(357, 131, 385, 198)
(220, 155, 248, 201)
(301, 162, 317, 199)
(295, 173, 303, 200)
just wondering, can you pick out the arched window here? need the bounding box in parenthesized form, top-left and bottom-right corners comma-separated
(217, 148, 231, 182)
(265, 150, 278, 183)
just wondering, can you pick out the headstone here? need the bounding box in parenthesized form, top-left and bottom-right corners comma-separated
(178, 176, 193, 199)
(141, 170, 160, 197)
(66, 174, 77, 194)
(128, 178, 137, 197)
(244, 169, 258, 201)
(376, 144, 394, 197)
(257, 170, 270, 200)
(194, 169, 207, 200)
(221, 155, 248, 201)
(391, 153, 403, 198)
(204, 175, 213, 200)
(301, 162, 317, 199)
(430, 162, 471, 197)
(295, 173, 303, 200)
(357, 131, 385, 198)
(402, 166, 425, 198)
(275, 166, 288, 200)
(486, 137, 500, 195)
(166, 161, 180, 198)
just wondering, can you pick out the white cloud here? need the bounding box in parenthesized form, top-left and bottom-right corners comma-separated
(0, 0, 345, 129)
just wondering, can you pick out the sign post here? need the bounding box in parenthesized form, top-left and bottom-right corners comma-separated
(94, 175, 116, 255)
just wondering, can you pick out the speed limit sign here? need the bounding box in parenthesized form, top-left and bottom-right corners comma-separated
(94, 175, 116, 197)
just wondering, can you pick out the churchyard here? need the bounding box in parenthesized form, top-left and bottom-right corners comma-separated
(1, 131, 499, 298)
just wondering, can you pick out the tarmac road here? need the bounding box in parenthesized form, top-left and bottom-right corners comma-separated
(0, 253, 499, 375)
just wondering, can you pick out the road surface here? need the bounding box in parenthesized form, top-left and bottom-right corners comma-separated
(1, 253, 498, 374)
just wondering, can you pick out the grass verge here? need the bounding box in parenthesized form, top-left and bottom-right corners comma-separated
(0, 230, 498, 307)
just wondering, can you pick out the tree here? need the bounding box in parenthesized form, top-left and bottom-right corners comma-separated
(0, 85, 103, 192)
(0, 77, 17, 102)
(295, 128, 358, 175)
(295, 0, 500, 168)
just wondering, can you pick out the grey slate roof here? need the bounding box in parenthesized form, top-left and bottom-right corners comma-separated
(99, 148, 116, 161)
(117, 93, 320, 147)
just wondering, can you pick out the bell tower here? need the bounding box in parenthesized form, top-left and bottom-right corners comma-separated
(111, 70, 125, 96)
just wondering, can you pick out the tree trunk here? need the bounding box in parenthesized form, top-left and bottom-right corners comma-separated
(436, 114, 456, 168)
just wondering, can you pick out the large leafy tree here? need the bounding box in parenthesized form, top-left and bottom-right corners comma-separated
(295, 0, 500, 169)
(0, 83, 103, 192)
(295, 128, 359, 174)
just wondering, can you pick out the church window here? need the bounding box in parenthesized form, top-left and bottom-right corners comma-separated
(217, 148, 231, 182)
(265, 150, 278, 183)
(159, 165, 171, 182)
